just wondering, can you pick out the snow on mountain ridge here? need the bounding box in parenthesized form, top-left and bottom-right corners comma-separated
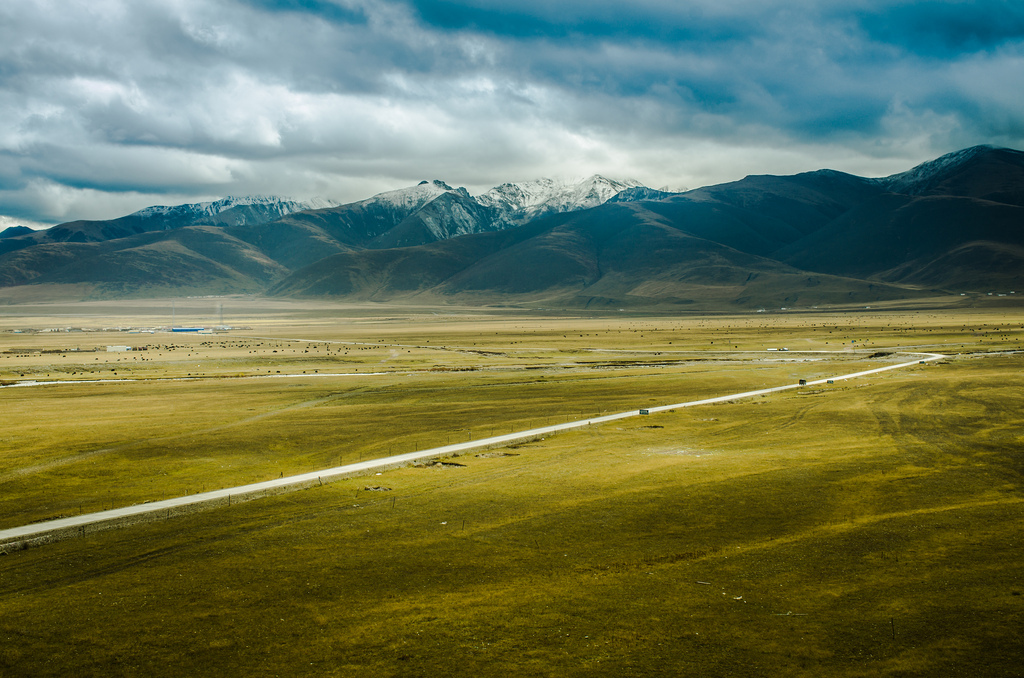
(131, 195, 339, 219)
(477, 175, 645, 218)
(123, 176, 645, 228)
(357, 180, 464, 213)
(419, 200, 481, 241)
(876, 145, 995, 194)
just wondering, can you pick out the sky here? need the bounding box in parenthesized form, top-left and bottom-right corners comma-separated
(2, 0, 1023, 228)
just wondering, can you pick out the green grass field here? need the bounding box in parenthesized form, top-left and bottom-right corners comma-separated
(1, 299, 1022, 676)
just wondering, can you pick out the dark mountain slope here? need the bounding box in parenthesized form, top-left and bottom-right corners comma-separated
(240, 177, 651, 265)
(435, 207, 617, 296)
(259, 200, 419, 250)
(42, 241, 252, 293)
(887, 241, 1024, 291)
(233, 181, 465, 253)
(481, 203, 918, 308)
(274, 202, 925, 309)
(370, 191, 501, 249)
(0, 197, 334, 268)
(0, 197, 332, 252)
(30, 216, 174, 244)
(0, 230, 51, 258)
(224, 214, 354, 271)
(674, 170, 884, 239)
(637, 199, 803, 258)
(606, 170, 889, 260)
(229, 182, 471, 269)
(881, 145, 1024, 206)
(268, 217, 557, 299)
(0, 226, 285, 295)
(0, 226, 33, 239)
(154, 227, 288, 283)
(0, 242, 102, 287)
(778, 193, 1024, 290)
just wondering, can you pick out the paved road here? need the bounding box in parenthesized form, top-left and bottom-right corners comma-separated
(0, 372, 389, 390)
(0, 351, 945, 551)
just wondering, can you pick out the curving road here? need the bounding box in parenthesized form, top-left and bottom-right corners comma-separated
(0, 350, 945, 552)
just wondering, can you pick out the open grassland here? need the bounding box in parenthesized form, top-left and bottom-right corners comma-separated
(1, 300, 1023, 676)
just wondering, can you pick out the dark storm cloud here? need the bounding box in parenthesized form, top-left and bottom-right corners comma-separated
(858, 0, 1024, 54)
(409, 0, 744, 41)
(405, 0, 1021, 141)
(243, 0, 370, 24)
(0, 0, 1021, 225)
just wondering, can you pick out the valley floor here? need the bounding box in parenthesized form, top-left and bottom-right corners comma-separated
(0, 299, 1021, 676)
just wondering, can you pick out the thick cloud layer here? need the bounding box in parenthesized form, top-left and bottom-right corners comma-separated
(2, 0, 1022, 224)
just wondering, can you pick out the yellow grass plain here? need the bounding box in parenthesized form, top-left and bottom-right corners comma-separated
(1, 297, 1022, 676)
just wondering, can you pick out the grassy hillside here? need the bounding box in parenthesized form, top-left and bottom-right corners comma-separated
(778, 195, 1024, 290)
(886, 145, 1024, 205)
(663, 169, 885, 253)
(273, 204, 934, 309)
(0, 227, 287, 297)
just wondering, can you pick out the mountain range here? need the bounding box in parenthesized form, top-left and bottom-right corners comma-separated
(1, 145, 1021, 309)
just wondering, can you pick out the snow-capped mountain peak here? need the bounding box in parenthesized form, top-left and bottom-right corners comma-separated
(358, 180, 468, 213)
(477, 175, 645, 220)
